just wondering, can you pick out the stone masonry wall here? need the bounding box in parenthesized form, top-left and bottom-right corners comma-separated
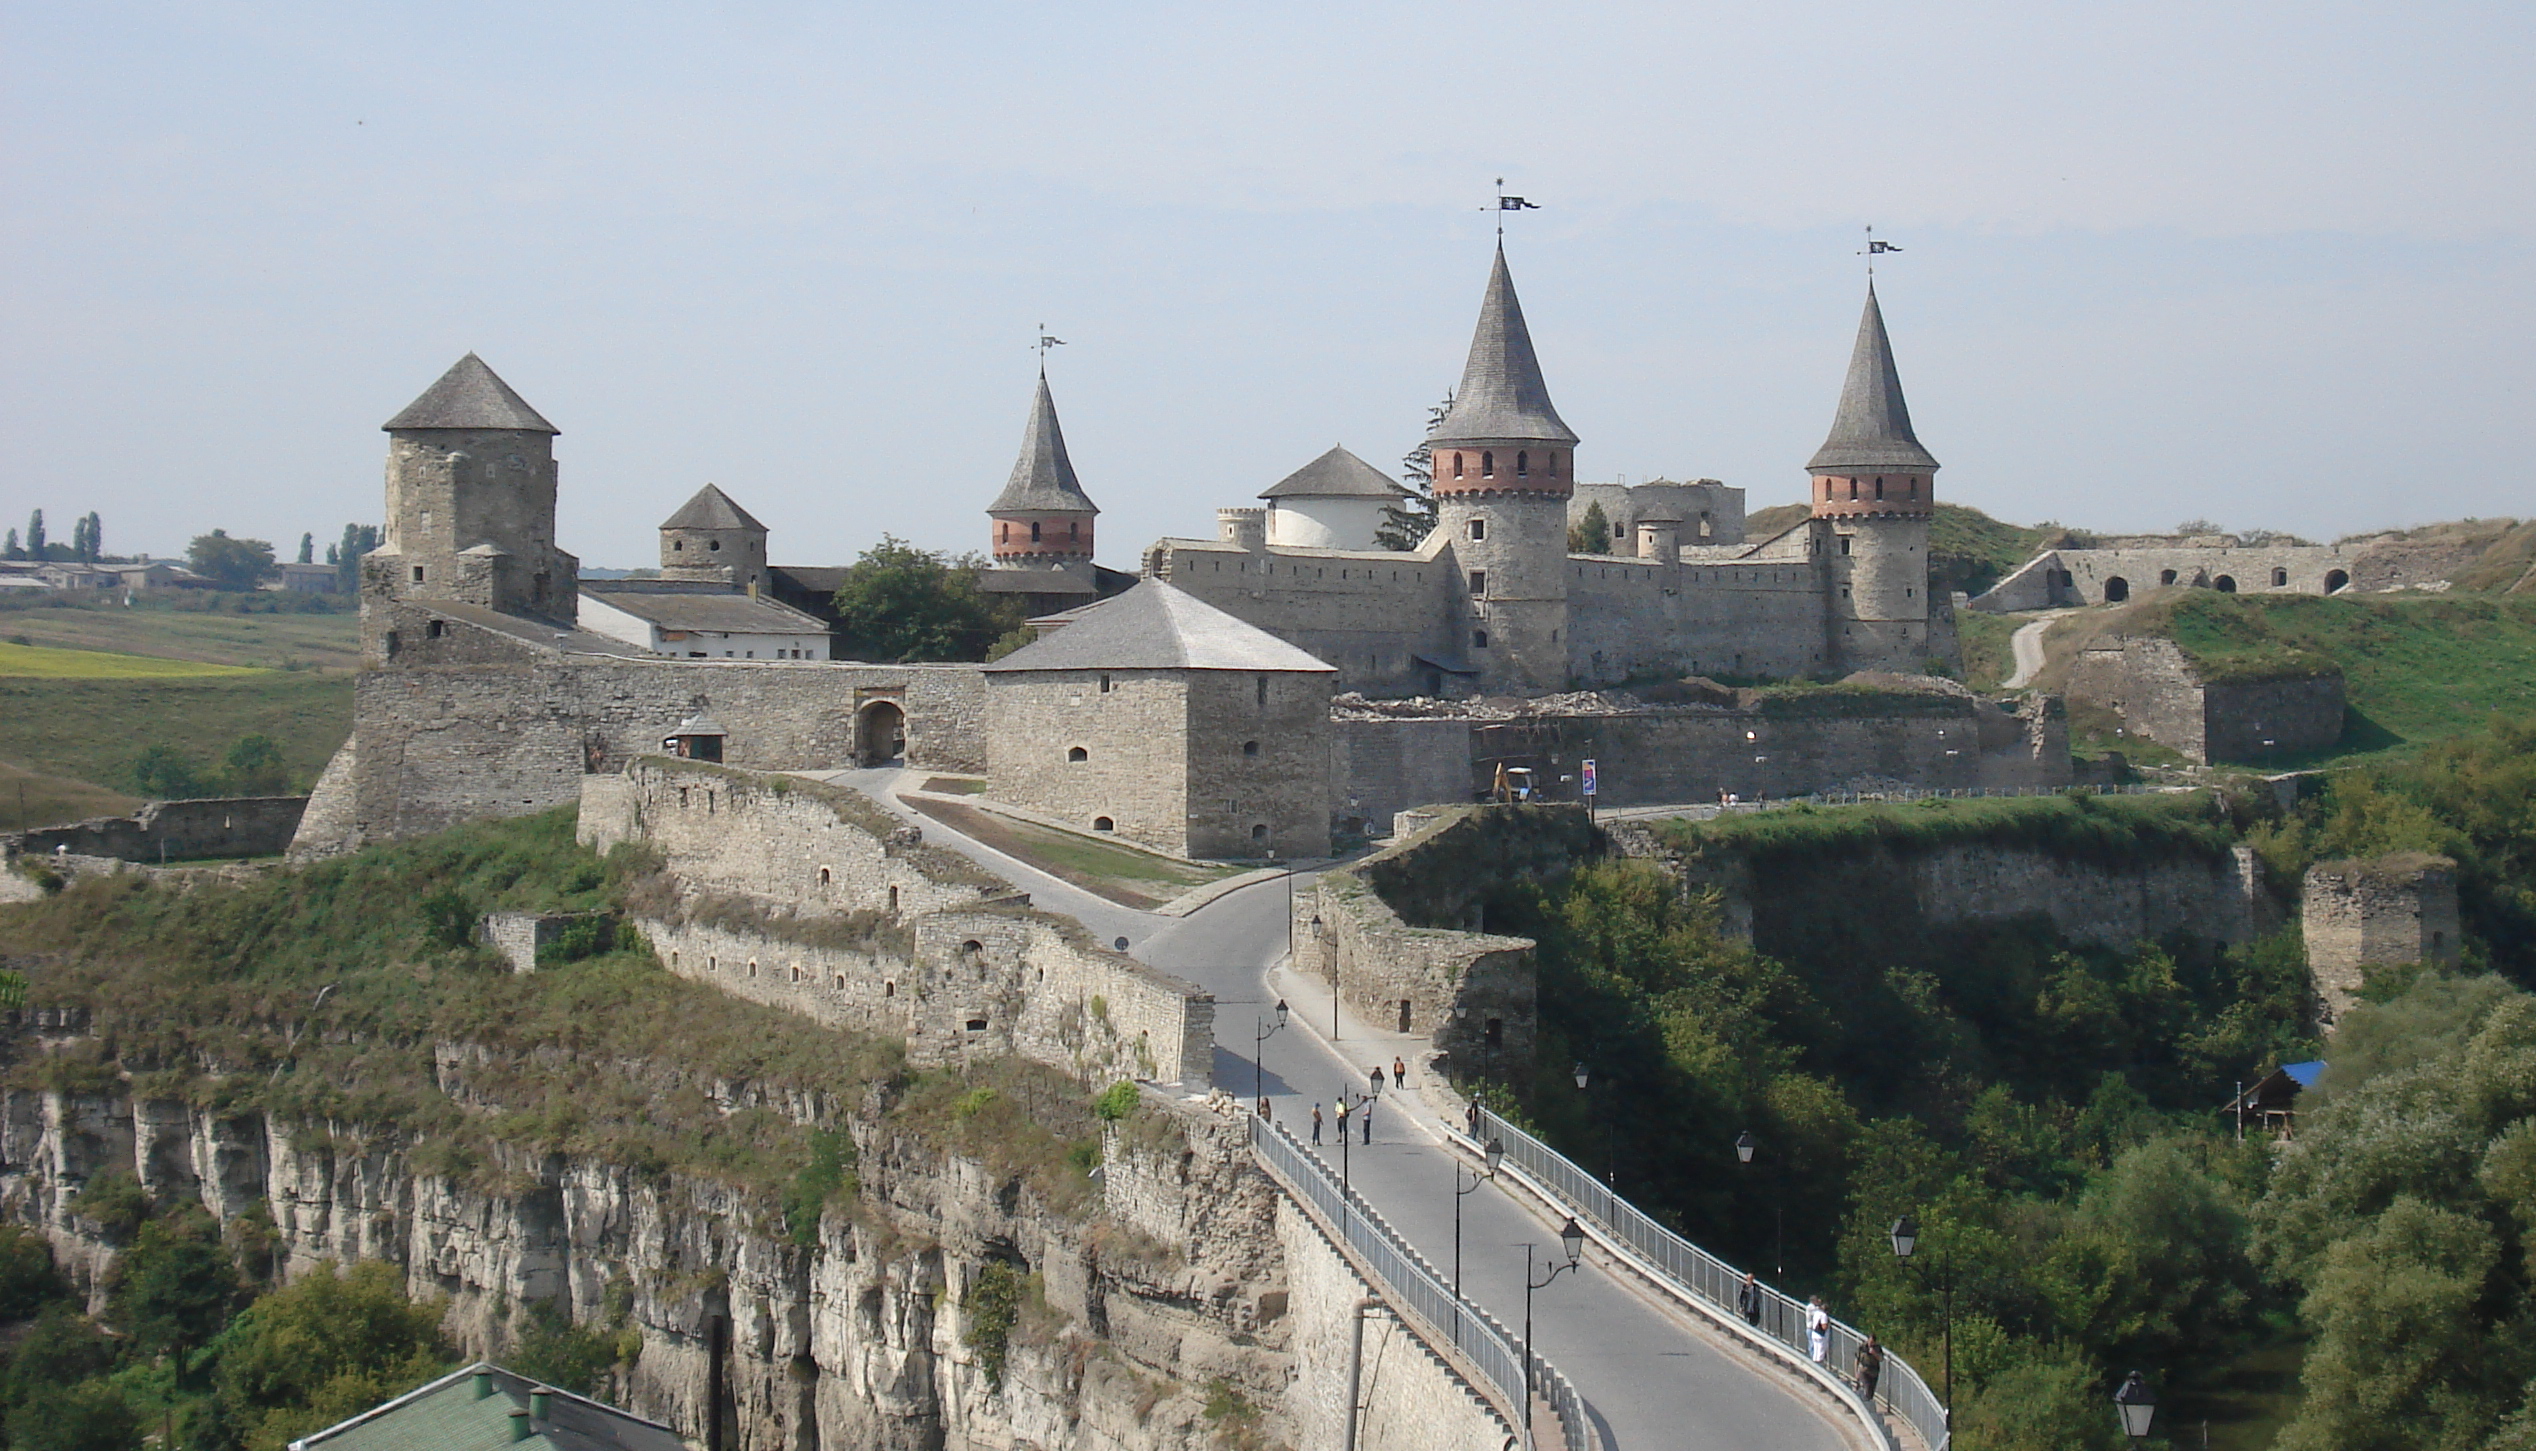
(7, 796, 309, 864)
(580, 762, 1215, 1088)
(312, 615, 986, 853)
(2202, 675, 2347, 763)
(2302, 854, 2463, 1029)
(985, 670, 1192, 855)
(2066, 636, 2342, 764)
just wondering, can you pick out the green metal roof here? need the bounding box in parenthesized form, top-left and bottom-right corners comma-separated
(291, 1363, 689, 1451)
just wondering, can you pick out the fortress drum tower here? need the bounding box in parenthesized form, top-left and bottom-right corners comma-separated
(1429, 247, 1581, 694)
(1810, 285, 1941, 672)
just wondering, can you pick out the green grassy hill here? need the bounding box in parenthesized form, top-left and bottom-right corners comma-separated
(0, 594, 360, 670)
(0, 672, 350, 814)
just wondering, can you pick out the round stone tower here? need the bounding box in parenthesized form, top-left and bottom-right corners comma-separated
(1429, 246, 1578, 693)
(1808, 285, 1940, 673)
(988, 372, 1099, 567)
(658, 484, 769, 589)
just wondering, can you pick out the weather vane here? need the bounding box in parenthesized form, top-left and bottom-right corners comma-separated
(1860, 225, 1902, 279)
(1495, 178, 1541, 239)
(1035, 325, 1065, 374)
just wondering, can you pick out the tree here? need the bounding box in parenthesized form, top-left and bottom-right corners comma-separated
(1375, 392, 1453, 551)
(188, 530, 278, 591)
(4, 1304, 115, 1404)
(109, 1204, 241, 1387)
(25, 509, 46, 558)
(223, 734, 289, 795)
(297, 532, 314, 564)
(213, 1259, 450, 1451)
(6, 1381, 140, 1451)
(828, 536, 1021, 663)
(2, 528, 16, 560)
(130, 744, 215, 800)
(1570, 500, 1613, 554)
(334, 523, 380, 594)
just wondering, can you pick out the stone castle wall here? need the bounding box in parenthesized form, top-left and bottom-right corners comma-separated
(1564, 551, 1827, 683)
(1148, 537, 1461, 696)
(2302, 854, 2462, 1028)
(2066, 636, 2342, 764)
(305, 610, 986, 853)
(1976, 543, 2365, 611)
(6, 795, 308, 864)
(579, 762, 1214, 1088)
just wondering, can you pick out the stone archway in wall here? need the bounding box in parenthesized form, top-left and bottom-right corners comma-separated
(2326, 569, 2350, 594)
(2103, 576, 2130, 603)
(852, 699, 907, 767)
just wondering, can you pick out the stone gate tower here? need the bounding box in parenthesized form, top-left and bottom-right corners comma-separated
(364, 354, 579, 626)
(1809, 286, 1938, 672)
(1430, 247, 1579, 693)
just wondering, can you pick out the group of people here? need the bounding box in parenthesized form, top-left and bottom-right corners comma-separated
(1301, 1056, 1411, 1147)
(1735, 1273, 1886, 1407)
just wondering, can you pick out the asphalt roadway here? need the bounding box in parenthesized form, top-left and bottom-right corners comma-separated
(826, 769, 1858, 1451)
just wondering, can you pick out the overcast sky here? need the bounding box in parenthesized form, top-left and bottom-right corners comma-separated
(5, 2, 2531, 569)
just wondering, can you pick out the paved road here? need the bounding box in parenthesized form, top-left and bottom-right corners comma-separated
(2002, 611, 2070, 689)
(824, 769, 1856, 1451)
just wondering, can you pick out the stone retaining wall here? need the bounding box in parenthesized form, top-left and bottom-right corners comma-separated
(7, 796, 308, 864)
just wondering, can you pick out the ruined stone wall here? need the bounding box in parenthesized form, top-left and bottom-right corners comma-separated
(1569, 479, 1748, 548)
(313, 624, 986, 853)
(2302, 854, 2463, 1028)
(2202, 675, 2347, 763)
(6, 795, 308, 863)
(2065, 636, 2342, 764)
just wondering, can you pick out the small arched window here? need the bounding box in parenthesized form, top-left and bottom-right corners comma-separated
(1251, 824, 1269, 842)
(817, 866, 832, 886)
(2272, 567, 2289, 587)
(1848, 479, 1859, 499)
(887, 885, 899, 913)
(1453, 453, 1465, 478)
(1068, 745, 1088, 762)
(1875, 478, 1886, 500)
(1030, 521, 1041, 542)
(1482, 451, 1495, 478)
(1516, 451, 1529, 477)
(2160, 569, 2178, 586)
(1242, 740, 1260, 757)
(1070, 520, 1079, 539)
(709, 538, 722, 551)
(1092, 816, 1115, 832)
(673, 539, 684, 551)
(1472, 629, 1490, 649)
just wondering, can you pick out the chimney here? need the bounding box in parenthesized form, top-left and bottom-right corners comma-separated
(509, 1410, 533, 1443)
(472, 1368, 495, 1400)
(530, 1388, 554, 1421)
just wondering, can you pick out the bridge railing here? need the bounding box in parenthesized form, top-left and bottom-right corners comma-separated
(1249, 1116, 1604, 1451)
(1478, 1107, 1949, 1451)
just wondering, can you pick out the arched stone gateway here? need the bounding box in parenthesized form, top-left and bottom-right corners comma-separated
(2326, 569, 2350, 594)
(852, 699, 906, 767)
(2103, 576, 2130, 603)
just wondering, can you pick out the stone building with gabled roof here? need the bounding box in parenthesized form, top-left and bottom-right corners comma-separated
(289, 1362, 683, 1451)
(657, 483, 770, 589)
(983, 578, 1336, 858)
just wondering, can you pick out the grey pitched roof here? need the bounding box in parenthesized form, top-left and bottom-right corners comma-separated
(988, 374, 1099, 515)
(582, 584, 827, 635)
(1259, 446, 1409, 501)
(383, 354, 558, 434)
(291, 1361, 682, 1451)
(984, 579, 1334, 673)
(1429, 247, 1578, 447)
(1806, 286, 1940, 475)
(661, 484, 765, 532)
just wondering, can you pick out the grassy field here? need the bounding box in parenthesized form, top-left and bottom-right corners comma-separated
(0, 640, 272, 679)
(903, 795, 1236, 908)
(1953, 607, 2018, 690)
(0, 672, 351, 809)
(0, 758, 139, 831)
(0, 597, 360, 669)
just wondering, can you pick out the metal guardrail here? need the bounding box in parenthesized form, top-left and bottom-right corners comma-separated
(1479, 1107, 1950, 1451)
(1249, 1116, 1605, 1451)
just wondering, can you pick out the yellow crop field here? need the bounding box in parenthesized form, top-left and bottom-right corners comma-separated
(0, 642, 269, 679)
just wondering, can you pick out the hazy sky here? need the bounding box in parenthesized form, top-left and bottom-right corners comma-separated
(5, 2, 2532, 569)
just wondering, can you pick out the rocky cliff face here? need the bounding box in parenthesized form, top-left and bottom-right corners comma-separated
(0, 1020, 1325, 1451)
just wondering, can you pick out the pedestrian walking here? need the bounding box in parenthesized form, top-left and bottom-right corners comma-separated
(1368, 1065, 1384, 1098)
(1736, 1272, 1763, 1328)
(1361, 1098, 1374, 1144)
(1311, 1103, 1324, 1145)
(1855, 1335, 1884, 1403)
(1335, 1095, 1351, 1141)
(1391, 1056, 1406, 1089)
(1806, 1296, 1830, 1365)
(1465, 1099, 1481, 1139)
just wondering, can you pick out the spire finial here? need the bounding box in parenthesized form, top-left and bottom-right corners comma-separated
(1493, 179, 1539, 241)
(1859, 225, 1901, 281)
(1035, 325, 1065, 378)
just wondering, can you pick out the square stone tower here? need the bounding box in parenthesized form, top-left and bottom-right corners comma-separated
(2302, 853, 2463, 1028)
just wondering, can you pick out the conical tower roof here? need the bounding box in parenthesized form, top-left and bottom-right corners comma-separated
(1259, 446, 1408, 500)
(1429, 247, 1578, 447)
(1806, 287, 1938, 475)
(988, 374, 1099, 515)
(661, 484, 765, 532)
(383, 353, 558, 434)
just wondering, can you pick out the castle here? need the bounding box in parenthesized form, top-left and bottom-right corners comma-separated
(299, 245, 2060, 864)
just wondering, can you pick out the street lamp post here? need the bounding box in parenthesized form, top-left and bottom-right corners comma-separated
(2114, 1371, 2157, 1440)
(1522, 1218, 1588, 1451)
(1310, 912, 1334, 1041)
(1890, 1215, 1952, 1439)
(1573, 1063, 1613, 1188)
(1735, 1130, 1784, 1280)
(1253, 999, 1288, 1110)
(1453, 1137, 1504, 1347)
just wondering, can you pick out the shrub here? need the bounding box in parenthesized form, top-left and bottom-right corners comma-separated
(962, 1260, 1023, 1390)
(783, 1129, 857, 1247)
(0, 1225, 65, 1319)
(69, 1170, 152, 1241)
(1092, 1080, 1139, 1122)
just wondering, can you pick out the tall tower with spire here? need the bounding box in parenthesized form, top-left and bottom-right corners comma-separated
(1429, 247, 1579, 693)
(987, 373, 1099, 570)
(1808, 286, 1940, 672)
(365, 354, 579, 629)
